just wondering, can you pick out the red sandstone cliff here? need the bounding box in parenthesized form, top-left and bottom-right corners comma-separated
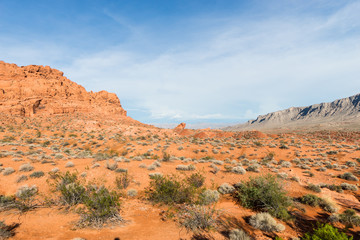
(0, 61, 127, 117)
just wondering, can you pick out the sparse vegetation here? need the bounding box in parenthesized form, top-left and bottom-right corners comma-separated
(233, 174, 292, 220)
(177, 205, 220, 234)
(145, 173, 205, 205)
(249, 212, 285, 232)
(302, 223, 353, 240)
(115, 172, 132, 190)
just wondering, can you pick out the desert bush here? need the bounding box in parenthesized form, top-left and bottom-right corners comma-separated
(78, 185, 122, 228)
(249, 212, 285, 232)
(139, 163, 147, 168)
(51, 167, 60, 173)
(177, 205, 220, 234)
(290, 176, 300, 182)
(94, 152, 111, 161)
(162, 152, 171, 162)
(149, 172, 163, 178)
(300, 194, 320, 207)
(218, 183, 235, 195)
(299, 194, 337, 213)
(229, 228, 252, 240)
(91, 163, 100, 169)
(147, 164, 157, 170)
(323, 184, 343, 193)
(115, 168, 127, 173)
(340, 183, 358, 191)
(246, 164, 261, 172)
(127, 189, 138, 197)
(115, 172, 132, 190)
(302, 223, 353, 240)
(0, 195, 17, 211)
(338, 209, 360, 228)
(30, 171, 44, 178)
(224, 165, 233, 172)
(65, 161, 75, 168)
(16, 175, 28, 183)
(277, 172, 288, 179)
(15, 185, 38, 211)
(199, 189, 220, 205)
(281, 161, 292, 168)
(338, 172, 359, 181)
(317, 167, 327, 172)
(3, 167, 15, 176)
(176, 164, 196, 171)
(232, 166, 246, 174)
(19, 163, 34, 172)
(346, 162, 357, 168)
(51, 171, 86, 206)
(233, 174, 291, 220)
(186, 172, 205, 188)
(145, 174, 203, 205)
(306, 184, 321, 193)
(105, 161, 118, 171)
(152, 160, 161, 167)
(209, 164, 220, 174)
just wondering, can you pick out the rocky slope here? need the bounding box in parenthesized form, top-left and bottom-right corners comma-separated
(224, 93, 360, 131)
(0, 61, 127, 117)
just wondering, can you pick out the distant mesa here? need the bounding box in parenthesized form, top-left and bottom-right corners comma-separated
(224, 93, 360, 131)
(0, 60, 127, 117)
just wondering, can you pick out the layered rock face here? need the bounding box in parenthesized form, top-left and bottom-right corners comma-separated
(0, 61, 127, 117)
(224, 93, 360, 131)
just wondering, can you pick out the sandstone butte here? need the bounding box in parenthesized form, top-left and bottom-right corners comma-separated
(0, 60, 127, 118)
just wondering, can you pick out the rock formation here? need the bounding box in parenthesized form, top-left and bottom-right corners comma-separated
(224, 93, 360, 131)
(0, 61, 127, 117)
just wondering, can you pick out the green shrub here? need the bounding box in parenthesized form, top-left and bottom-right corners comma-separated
(233, 174, 292, 220)
(306, 184, 321, 193)
(0, 195, 17, 211)
(15, 185, 38, 211)
(302, 223, 353, 240)
(115, 172, 132, 190)
(299, 194, 337, 213)
(300, 194, 320, 207)
(324, 184, 343, 193)
(30, 171, 45, 178)
(177, 205, 220, 234)
(50, 171, 86, 206)
(162, 152, 171, 162)
(78, 185, 122, 228)
(186, 172, 205, 188)
(145, 174, 203, 205)
(338, 209, 360, 228)
(338, 172, 359, 181)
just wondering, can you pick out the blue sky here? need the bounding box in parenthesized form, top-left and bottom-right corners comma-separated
(1, 1, 360, 128)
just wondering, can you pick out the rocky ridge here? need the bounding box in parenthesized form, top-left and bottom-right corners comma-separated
(224, 93, 360, 131)
(0, 61, 127, 117)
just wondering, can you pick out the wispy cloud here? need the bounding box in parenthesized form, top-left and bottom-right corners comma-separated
(2, 1, 360, 126)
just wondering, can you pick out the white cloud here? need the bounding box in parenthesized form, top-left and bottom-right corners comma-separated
(3, 2, 360, 125)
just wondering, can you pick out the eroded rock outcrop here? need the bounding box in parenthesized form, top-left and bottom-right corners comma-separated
(0, 61, 127, 117)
